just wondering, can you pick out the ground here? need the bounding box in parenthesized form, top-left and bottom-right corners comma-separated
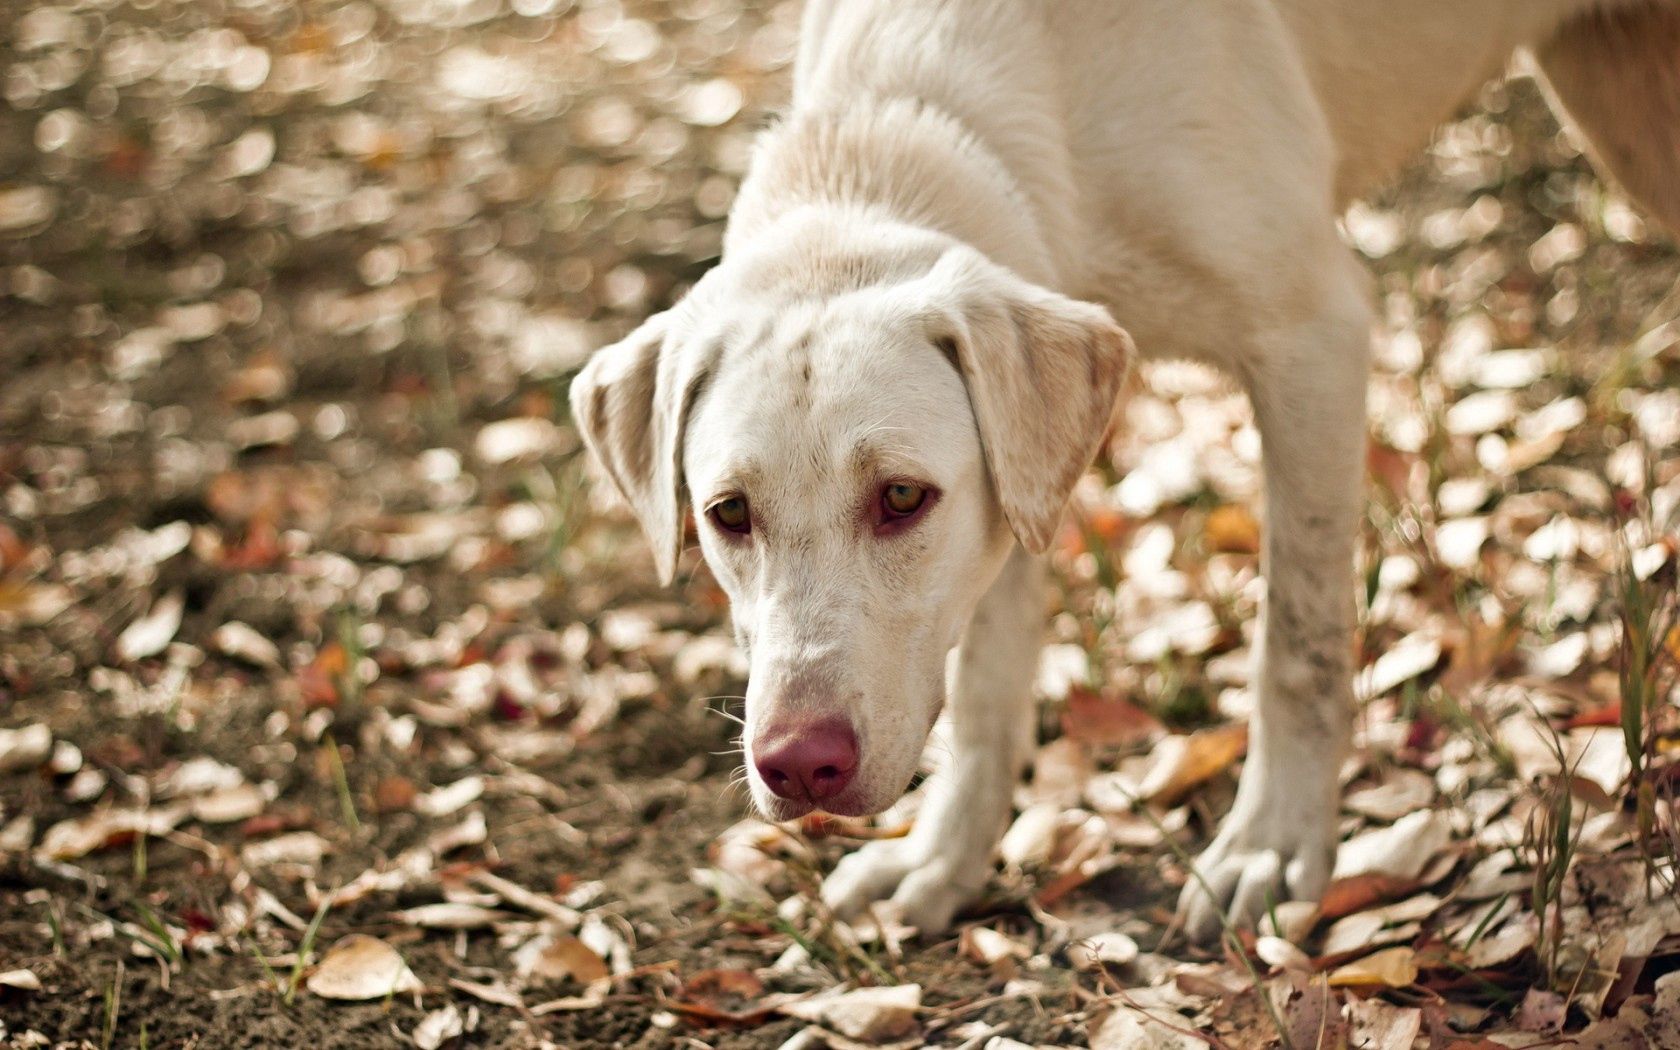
(1, 2, 1678, 1049)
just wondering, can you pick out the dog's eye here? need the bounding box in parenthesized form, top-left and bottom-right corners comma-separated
(709, 497, 751, 534)
(881, 483, 926, 517)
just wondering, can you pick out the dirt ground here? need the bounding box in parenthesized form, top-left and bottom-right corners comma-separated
(2, 2, 1678, 1048)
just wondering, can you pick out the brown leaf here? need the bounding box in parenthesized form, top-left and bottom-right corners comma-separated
(667, 968, 772, 1025)
(1204, 504, 1261, 554)
(778, 984, 921, 1042)
(1346, 998, 1421, 1050)
(1062, 685, 1164, 748)
(1328, 947, 1419, 989)
(1516, 988, 1566, 1033)
(1319, 874, 1424, 920)
(1138, 723, 1249, 804)
(1284, 976, 1349, 1050)
(375, 775, 418, 812)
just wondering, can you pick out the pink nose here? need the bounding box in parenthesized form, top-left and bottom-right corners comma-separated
(754, 719, 859, 803)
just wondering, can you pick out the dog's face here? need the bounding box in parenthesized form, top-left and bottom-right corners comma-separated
(571, 220, 1131, 820)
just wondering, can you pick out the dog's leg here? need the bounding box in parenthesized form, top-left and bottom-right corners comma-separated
(823, 546, 1041, 932)
(1178, 266, 1372, 943)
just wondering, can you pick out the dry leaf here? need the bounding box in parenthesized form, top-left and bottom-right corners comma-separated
(307, 934, 422, 1000)
(37, 805, 187, 861)
(1327, 947, 1418, 989)
(513, 931, 608, 984)
(1516, 988, 1566, 1033)
(1062, 686, 1164, 748)
(414, 776, 484, 817)
(1332, 810, 1452, 881)
(1355, 633, 1443, 700)
(241, 831, 331, 869)
(1204, 504, 1261, 553)
(1319, 874, 1422, 919)
(1090, 1004, 1206, 1050)
(999, 802, 1063, 868)
(1346, 998, 1422, 1050)
(779, 984, 921, 1042)
(1257, 936, 1311, 970)
(411, 1003, 465, 1049)
(1137, 724, 1248, 804)
(960, 926, 1029, 966)
(667, 969, 772, 1025)
(1284, 976, 1349, 1050)
(191, 784, 269, 824)
(1067, 932, 1139, 971)
(0, 724, 52, 773)
(115, 590, 185, 661)
(1344, 769, 1436, 822)
(210, 621, 281, 667)
(391, 903, 510, 929)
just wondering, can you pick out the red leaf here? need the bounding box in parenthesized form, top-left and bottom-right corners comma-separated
(1318, 874, 1422, 920)
(1062, 685, 1163, 748)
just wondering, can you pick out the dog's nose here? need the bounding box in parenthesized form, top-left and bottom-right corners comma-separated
(754, 719, 858, 803)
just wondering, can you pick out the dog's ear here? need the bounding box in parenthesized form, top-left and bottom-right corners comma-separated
(569, 312, 710, 584)
(919, 248, 1133, 553)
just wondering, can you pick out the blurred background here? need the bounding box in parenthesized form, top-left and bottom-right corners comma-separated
(0, 2, 1677, 1047)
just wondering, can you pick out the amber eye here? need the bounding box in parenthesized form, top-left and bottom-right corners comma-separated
(710, 496, 751, 534)
(882, 483, 926, 517)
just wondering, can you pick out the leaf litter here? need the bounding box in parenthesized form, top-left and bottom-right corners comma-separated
(0, 1, 1678, 1048)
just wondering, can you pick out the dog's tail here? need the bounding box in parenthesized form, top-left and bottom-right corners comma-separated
(1532, 2, 1680, 237)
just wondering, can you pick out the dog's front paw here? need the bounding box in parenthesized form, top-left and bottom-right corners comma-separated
(821, 839, 987, 934)
(1176, 808, 1336, 945)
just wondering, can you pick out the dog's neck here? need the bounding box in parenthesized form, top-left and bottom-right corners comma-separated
(723, 1, 1086, 292)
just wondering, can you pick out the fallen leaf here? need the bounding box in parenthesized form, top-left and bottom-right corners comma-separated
(1328, 947, 1418, 989)
(512, 931, 608, 984)
(1204, 503, 1261, 553)
(1137, 724, 1248, 804)
(1516, 987, 1566, 1033)
(779, 984, 921, 1042)
(0, 724, 52, 773)
(1332, 810, 1453, 881)
(999, 802, 1063, 868)
(1344, 769, 1436, 822)
(191, 784, 268, 824)
(1091, 1004, 1206, 1050)
(1356, 633, 1443, 700)
(1346, 997, 1422, 1050)
(1067, 932, 1139, 971)
(960, 926, 1029, 966)
(1284, 976, 1349, 1050)
(307, 934, 422, 1000)
(475, 417, 560, 464)
(1257, 936, 1311, 970)
(240, 831, 331, 869)
(668, 968, 771, 1024)
(1062, 686, 1164, 748)
(1318, 874, 1424, 920)
(391, 903, 511, 930)
(411, 1003, 465, 1049)
(37, 805, 188, 861)
(210, 621, 281, 667)
(415, 776, 484, 817)
(115, 590, 185, 661)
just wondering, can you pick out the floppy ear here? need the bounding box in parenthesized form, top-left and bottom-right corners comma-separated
(921, 249, 1133, 553)
(568, 312, 711, 584)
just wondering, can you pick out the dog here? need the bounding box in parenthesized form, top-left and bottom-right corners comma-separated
(570, 0, 1680, 942)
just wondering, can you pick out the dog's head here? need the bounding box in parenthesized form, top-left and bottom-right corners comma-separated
(570, 217, 1131, 820)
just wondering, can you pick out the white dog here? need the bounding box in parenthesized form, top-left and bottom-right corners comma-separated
(571, 0, 1679, 941)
